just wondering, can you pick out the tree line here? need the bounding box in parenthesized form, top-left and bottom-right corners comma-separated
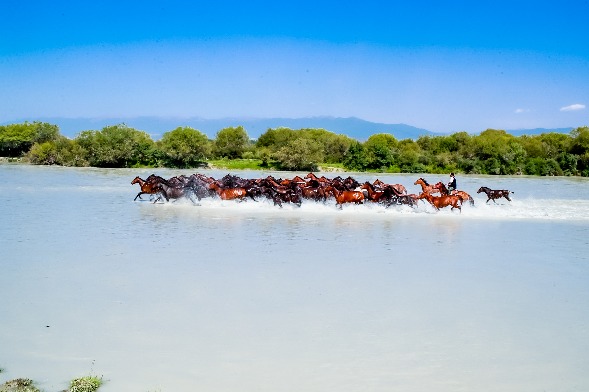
(1, 121, 589, 176)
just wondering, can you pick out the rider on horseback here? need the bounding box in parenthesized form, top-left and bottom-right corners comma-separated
(447, 173, 457, 194)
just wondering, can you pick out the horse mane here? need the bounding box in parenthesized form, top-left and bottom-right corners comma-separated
(420, 178, 429, 186)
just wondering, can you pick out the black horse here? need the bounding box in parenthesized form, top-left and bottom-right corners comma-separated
(477, 186, 512, 203)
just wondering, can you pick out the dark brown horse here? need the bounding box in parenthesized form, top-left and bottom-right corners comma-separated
(152, 181, 197, 204)
(418, 193, 462, 212)
(361, 182, 386, 203)
(300, 185, 327, 202)
(477, 186, 512, 203)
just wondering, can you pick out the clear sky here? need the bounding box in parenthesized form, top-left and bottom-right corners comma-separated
(1, 0, 588, 133)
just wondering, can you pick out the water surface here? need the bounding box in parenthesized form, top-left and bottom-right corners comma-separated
(1, 165, 588, 392)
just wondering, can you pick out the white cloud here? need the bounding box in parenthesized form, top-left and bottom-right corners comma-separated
(514, 108, 529, 114)
(560, 103, 586, 112)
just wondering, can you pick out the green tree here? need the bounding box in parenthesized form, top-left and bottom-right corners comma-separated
(569, 126, 589, 155)
(470, 129, 524, 174)
(214, 126, 250, 159)
(0, 121, 59, 157)
(28, 136, 90, 167)
(158, 126, 211, 168)
(396, 139, 430, 173)
(255, 127, 298, 151)
(28, 141, 58, 165)
(76, 124, 155, 167)
(273, 137, 323, 171)
(314, 132, 353, 163)
(343, 141, 367, 171)
(363, 133, 398, 170)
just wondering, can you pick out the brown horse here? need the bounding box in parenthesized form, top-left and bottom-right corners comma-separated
(373, 179, 407, 194)
(131, 176, 162, 201)
(435, 182, 475, 206)
(209, 182, 249, 201)
(477, 186, 512, 203)
(325, 186, 364, 208)
(418, 193, 462, 212)
(304, 172, 331, 185)
(300, 185, 327, 202)
(361, 182, 386, 203)
(414, 178, 442, 195)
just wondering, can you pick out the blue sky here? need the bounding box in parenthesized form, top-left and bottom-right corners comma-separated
(1, 1, 588, 133)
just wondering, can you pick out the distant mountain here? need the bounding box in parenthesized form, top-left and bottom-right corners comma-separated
(505, 127, 574, 136)
(3, 116, 435, 141)
(2, 116, 577, 140)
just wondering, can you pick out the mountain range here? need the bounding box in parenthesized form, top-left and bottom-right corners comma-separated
(2, 116, 575, 141)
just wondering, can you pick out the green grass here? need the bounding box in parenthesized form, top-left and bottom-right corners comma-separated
(68, 376, 102, 392)
(0, 378, 41, 392)
(207, 158, 272, 170)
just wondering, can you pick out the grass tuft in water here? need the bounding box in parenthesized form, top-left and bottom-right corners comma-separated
(68, 376, 102, 392)
(0, 378, 41, 392)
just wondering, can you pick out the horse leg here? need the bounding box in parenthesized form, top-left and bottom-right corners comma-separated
(187, 192, 198, 205)
(134, 192, 143, 201)
(451, 201, 461, 212)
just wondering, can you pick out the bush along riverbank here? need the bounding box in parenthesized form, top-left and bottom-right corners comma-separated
(1, 121, 589, 175)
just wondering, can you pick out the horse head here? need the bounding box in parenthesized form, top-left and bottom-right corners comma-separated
(435, 182, 449, 194)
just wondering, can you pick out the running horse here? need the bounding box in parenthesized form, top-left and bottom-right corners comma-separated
(131, 175, 162, 201)
(414, 178, 442, 195)
(361, 182, 386, 203)
(325, 186, 365, 209)
(418, 193, 462, 212)
(477, 186, 512, 203)
(435, 182, 475, 206)
(208, 182, 250, 201)
(373, 179, 407, 194)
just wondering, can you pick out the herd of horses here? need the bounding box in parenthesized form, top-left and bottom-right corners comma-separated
(131, 172, 513, 212)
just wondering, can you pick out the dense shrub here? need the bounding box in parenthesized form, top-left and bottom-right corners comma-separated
(6, 121, 589, 176)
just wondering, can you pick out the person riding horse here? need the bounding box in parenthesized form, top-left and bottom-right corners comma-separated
(447, 173, 457, 194)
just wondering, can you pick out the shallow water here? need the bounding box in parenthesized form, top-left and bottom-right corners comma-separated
(1, 165, 588, 392)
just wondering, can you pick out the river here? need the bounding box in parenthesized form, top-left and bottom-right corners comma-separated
(1, 165, 588, 392)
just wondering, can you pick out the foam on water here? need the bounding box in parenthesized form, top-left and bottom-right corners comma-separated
(146, 195, 589, 222)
